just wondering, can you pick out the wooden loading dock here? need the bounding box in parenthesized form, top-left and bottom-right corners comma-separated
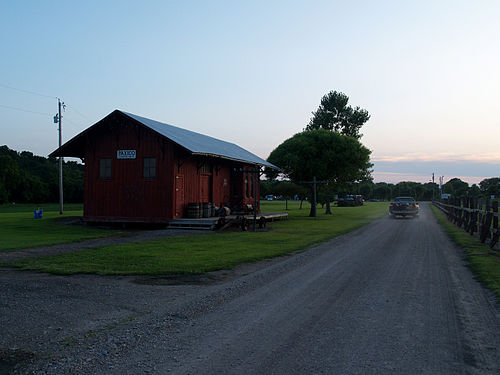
(168, 212, 289, 231)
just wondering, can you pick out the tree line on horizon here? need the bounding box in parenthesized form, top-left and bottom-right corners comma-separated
(349, 177, 500, 201)
(0, 145, 84, 204)
(261, 177, 500, 204)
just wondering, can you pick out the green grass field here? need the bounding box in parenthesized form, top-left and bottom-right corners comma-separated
(0, 203, 122, 251)
(431, 204, 500, 300)
(5, 201, 389, 275)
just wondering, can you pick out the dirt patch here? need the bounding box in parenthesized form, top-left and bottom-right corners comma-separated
(0, 348, 34, 373)
(133, 273, 226, 286)
(132, 253, 296, 286)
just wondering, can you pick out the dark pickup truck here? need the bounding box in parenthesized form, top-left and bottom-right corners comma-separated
(389, 197, 419, 218)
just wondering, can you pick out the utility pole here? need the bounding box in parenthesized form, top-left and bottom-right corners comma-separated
(432, 173, 435, 201)
(300, 176, 328, 217)
(439, 176, 444, 200)
(54, 99, 65, 214)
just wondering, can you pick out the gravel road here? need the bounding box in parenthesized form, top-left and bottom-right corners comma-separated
(1, 202, 499, 374)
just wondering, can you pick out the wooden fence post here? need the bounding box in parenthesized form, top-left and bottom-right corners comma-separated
(470, 198, 477, 235)
(464, 198, 471, 232)
(480, 199, 492, 243)
(490, 201, 499, 249)
(465, 198, 468, 227)
(459, 198, 465, 228)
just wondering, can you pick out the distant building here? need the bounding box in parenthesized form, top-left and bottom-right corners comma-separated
(51, 110, 276, 223)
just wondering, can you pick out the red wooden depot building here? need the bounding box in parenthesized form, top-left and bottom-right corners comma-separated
(50, 110, 276, 224)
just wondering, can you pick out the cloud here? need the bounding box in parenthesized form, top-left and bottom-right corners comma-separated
(371, 156, 500, 185)
(372, 152, 500, 163)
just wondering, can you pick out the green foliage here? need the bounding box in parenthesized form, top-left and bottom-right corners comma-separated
(305, 91, 370, 139)
(267, 130, 372, 216)
(443, 178, 469, 198)
(267, 130, 372, 184)
(0, 145, 84, 204)
(6, 201, 389, 275)
(479, 177, 500, 198)
(468, 184, 481, 198)
(372, 182, 392, 201)
(0, 203, 121, 251)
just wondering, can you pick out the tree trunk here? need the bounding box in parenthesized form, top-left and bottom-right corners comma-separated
(309, 201, 316, 217)
(309, 185, 317, 217)
(325, 200, 332, 214)
(285, 198, 288, 210)
(300, 200, 303, 209)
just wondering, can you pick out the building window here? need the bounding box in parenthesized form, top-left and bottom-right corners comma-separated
(99, 158, 112, 179)
(143, 158, 156, 178)
(199, 162, 211, 173)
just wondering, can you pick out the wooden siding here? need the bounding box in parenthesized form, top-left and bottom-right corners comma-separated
(83, 115, 175, 222)
(81, 112, 260, 222)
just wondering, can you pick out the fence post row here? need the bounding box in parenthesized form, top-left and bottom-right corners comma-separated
(433, 198, 499, 250)
(491, 201, 499, 248)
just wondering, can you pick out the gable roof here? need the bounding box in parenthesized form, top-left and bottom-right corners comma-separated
(50, 110, 277, 168)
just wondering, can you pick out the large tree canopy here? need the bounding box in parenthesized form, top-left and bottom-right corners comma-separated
(305, 91, 370, 139)
(267, 130, 372, 216)
(266, 129, 372, 186)
(443, 178, 470, 199)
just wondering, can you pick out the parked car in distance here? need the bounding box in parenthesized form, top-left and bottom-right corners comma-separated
(389, 197, 419, 218)
(337, 194, 363, 207)
(265, 195, 274, 201)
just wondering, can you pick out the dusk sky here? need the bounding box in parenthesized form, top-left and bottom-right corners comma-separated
(1, 1, 499, 185)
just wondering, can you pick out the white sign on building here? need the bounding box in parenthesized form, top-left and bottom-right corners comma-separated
(117, 150, 136, 159)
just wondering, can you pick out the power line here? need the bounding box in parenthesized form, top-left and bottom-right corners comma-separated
(65, 103, 91, 121)
(0, 83, 92, 125)
(0, 83, 57, 100)
(64, 117, 85, 128)
(0, 103, 52, 116)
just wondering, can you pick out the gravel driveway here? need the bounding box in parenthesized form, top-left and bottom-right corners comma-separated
(1, 202, 499, 374)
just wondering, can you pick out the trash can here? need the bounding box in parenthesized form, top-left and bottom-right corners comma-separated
(33, 208, 43, 219)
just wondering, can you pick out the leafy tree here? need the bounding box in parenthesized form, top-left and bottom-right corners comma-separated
(443, 178, 469, 199)
(469, 184, 481, 199)
(422, 182, 438, 200)
(0, 154, 20, 203)
(275, 181, 302, 210)
(393, 181, 415, 197)
(358, 183, 373, 200)
(267, 130, 372, 216)
(259, 179, 275, 198)
(305, 91, 370, 139)
(479, 177, 500, 198)
(373, 182, 392, 201)
(0, 145, 84, 204)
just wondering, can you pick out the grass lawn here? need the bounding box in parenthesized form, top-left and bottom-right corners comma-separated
(0, 203, 122, 251)
(6, 201, 389, 275)
(431, 204, 500, 300)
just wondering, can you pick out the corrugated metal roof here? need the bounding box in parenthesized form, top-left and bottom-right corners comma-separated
(121, 111, 276, 168)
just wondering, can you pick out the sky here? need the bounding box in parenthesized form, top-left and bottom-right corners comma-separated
(1, 0, 499, 185)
